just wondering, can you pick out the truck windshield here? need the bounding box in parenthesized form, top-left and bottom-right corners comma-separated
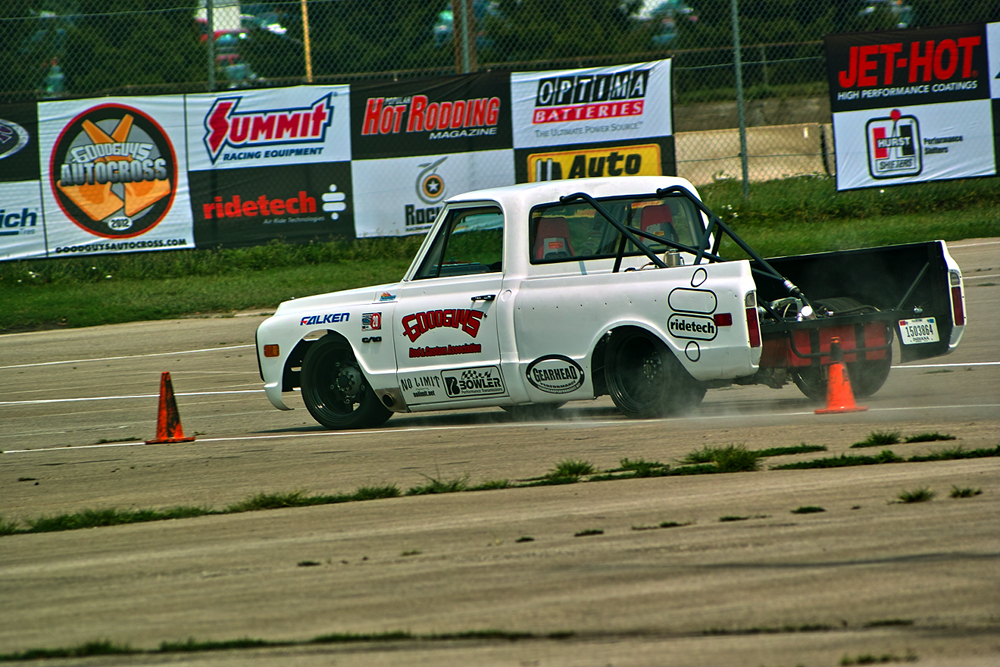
(529, 194, 703, 263)
(413, 206, 504, 279)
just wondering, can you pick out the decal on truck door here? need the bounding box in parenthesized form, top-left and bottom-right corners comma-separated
(526, 355, 585, 394)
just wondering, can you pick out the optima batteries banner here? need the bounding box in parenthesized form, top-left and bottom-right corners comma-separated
(511, 59, 675, 183)
(825, 23, 997, 190)
(37, 96, 194, 256)
(186, 85, 354, 246)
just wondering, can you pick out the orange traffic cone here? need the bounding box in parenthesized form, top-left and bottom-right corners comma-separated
(146, 372, 196, 444)
(815, 337, 867, 414)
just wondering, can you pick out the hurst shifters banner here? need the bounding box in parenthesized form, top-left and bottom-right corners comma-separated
(0, 60, 674, 260)
(825, 22, 1000, 190)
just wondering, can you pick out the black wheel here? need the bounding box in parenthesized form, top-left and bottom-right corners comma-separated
(604, 328, 705, 419)
(792, 298, 894, 402)
(501, 403, 564, 421)
(300, 336, 392, 430)
(792, 347, 892, 402)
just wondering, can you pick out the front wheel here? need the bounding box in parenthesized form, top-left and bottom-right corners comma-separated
(300, 336, 392, 430)
(604, 328, 705, 419)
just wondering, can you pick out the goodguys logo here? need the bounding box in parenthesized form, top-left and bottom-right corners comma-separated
(533, 68, 649, 124)
(204, 94, 333, 163)
(51, 104, 176, 239)
(402, 308, 483, 342)
(526, 355, 585, 394)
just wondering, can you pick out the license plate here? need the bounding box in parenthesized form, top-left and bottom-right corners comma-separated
(898, 317, 939, 345)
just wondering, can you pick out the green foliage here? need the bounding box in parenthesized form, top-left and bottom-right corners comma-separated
(850, 430, 902, 449)
(949, 486, 982, 499)
(352, 484, 402, 500)
(681, 445, 761, 472)
(791, 506, 825, 514)
(756, 444, 827, 457)
(226, 490, 311, 512)
(547, 458, 595, 480)
(407, 475, 470, 495)
(904, 432, 956, 443)
(27, 505, 208, 532)
(896, 487, 935, 503)
(0, 515, 20, 536)
(773, 449, 903, 469)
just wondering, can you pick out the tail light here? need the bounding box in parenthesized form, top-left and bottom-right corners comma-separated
(950, 271, 965, 326)
(745, 291, 761, 348)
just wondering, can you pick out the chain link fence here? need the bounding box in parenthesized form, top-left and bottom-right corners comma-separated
(2, 0, 996, 185)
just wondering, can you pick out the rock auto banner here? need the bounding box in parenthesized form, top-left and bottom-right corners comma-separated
(825, 23, 998, 190)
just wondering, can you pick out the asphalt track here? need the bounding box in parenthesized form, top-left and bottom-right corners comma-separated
(1, 240, 998, 666)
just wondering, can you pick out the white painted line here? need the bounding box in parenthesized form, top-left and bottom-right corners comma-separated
(0, 345, 255, 370)
(964, 274, 1000, 280)
(895, 362, 999, 368)
(0, 390, 262, 406)
(948, 240, 1000, 248)
(5, 403, 999, 454)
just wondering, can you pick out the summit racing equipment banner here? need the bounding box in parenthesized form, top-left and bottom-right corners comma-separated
(37, 96, 194, 256)
(186, 85, 351, 170)
(825, 23, 998, 190)
(350, 71, 512, 160)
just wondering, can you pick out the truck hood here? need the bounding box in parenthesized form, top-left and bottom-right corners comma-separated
(273, 282, 401, 316)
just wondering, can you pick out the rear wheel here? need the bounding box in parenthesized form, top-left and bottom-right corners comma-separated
(300, 336, 392, 430)
(791, 317, 893, 402)
(604, 328, 705, 419)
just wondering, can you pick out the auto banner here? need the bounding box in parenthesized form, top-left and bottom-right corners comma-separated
(825, 22, 998, 190)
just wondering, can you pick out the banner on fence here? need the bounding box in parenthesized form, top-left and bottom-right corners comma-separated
(825, 22, 999, 190)
(0, 59, 674, 260)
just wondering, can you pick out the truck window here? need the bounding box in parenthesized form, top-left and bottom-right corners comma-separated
(529, 195, 703, 264)
(414, 206, 504, 279)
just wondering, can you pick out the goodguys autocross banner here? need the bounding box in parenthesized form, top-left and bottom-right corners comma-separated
(825, 22, 1000, 190)
(0, 58, 675, 259)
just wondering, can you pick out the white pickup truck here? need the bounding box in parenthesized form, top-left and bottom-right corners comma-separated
(255, 176, 966, 429)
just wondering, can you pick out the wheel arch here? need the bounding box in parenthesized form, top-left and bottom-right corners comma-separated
(281, 330, 354, 392)
(590, 323, 675, 398)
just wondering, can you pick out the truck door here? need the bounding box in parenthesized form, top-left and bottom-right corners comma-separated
(393, 205, 507, 407)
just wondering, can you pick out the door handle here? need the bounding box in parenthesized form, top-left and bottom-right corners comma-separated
(470, 294, 496, 302)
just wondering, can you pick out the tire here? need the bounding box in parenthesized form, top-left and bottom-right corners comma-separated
(604, 328, 705, 419)
(300, 336, 392, 430)
(501, 403, 564, 421)
(791, 331, 893, 402)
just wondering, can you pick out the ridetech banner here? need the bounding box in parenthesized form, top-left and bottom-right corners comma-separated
(825, 22, 999, 190)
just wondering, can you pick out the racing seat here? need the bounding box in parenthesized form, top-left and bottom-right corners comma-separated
(533, 217, 574, 260)
(639, 204, 677, 243)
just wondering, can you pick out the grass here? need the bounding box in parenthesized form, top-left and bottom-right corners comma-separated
(3, 443, 996, 537)
(1, 176, 997, 332)
(949, 486, 982, 498)
(681, 445, 762, 472)
(791, 506, 825, 514)
(904, 432, 957, 443)
(896, 488, 935, 504)
(850, 430, 901, 448)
